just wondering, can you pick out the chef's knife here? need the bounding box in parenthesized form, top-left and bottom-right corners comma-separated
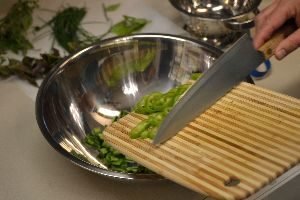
(153, 24, 294, 145)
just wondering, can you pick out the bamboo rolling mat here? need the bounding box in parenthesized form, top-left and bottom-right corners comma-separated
(103, 82, 300, 200)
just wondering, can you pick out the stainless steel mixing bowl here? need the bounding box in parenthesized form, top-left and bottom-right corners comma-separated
(35, 34, 223, 180)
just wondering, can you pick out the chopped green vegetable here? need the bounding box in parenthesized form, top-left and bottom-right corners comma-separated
(133, 84, 190, 114)
(104, 3, 120, 12)
(84, 127, 151, 173)
(0, 0, 38, 54)
(130, 112, 167, 139)
(130, 84, 191, 139)
(111, 15, 150, 36)
(190, 72, 202, 80)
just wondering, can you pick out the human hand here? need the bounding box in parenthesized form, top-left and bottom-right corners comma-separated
(253, 0, 300, 60)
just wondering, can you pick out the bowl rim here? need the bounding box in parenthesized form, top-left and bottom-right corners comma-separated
(169, 0, 261, 20)
(35, 33, 223, 181)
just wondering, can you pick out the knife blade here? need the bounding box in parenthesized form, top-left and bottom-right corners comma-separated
(153, 25, 294, 145)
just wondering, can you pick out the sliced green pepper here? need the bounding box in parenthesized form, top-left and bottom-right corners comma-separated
(130, 83, 191, 139)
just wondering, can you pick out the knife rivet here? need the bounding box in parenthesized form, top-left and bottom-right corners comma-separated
(266, 48, 273, 56)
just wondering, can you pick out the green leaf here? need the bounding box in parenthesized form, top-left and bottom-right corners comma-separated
(104, 3, 120, 12)
(111, 15, 150, 36)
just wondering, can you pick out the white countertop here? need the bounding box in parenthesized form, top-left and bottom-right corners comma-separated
(1, 0, 300, 200)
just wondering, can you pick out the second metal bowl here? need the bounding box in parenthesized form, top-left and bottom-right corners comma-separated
(170, 0, 261, 47)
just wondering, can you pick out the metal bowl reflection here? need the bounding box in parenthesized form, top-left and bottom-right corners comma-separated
(35, 34, 222, 180)
(170, 0, 261, 48)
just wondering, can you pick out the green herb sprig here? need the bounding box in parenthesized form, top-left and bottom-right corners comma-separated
(0, 2, 151, 88)
(36, 5, 150, 53)
(0, 0, 38, 54)
(35, 7, 96, 53)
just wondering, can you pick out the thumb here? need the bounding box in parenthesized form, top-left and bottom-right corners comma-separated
(275, 28, 300, 60)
